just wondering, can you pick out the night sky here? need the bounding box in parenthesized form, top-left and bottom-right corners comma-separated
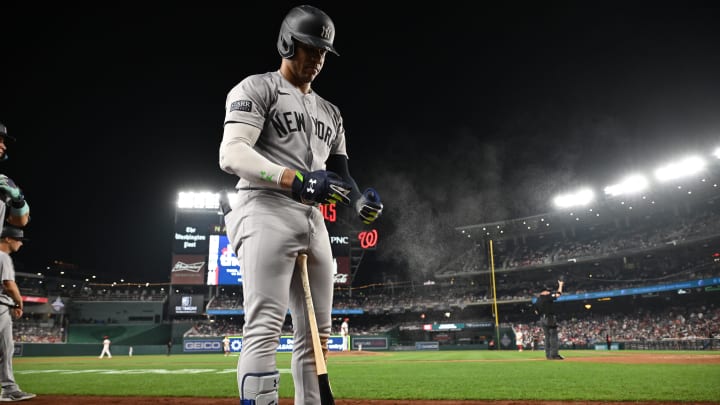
(2, 2, 719, 284)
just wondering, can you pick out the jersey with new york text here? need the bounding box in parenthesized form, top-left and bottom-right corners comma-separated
(224, 71, 347, 189)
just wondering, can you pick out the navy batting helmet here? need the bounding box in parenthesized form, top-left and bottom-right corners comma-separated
(277, 5, 338, 59)
(0, 122, 15, 162)
(0, 226, 28, 242)
(0, 122, 15, 142)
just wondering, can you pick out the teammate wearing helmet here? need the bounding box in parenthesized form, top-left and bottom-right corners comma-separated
(0, 123, 29, 237)
(219, 5, 383, 404)
(0, 123, 33, 402)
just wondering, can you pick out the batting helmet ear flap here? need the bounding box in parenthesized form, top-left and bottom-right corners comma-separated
(277, 21, 295, 58)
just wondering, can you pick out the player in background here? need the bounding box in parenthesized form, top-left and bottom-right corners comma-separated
(218, 5, 383, 404)
(0, 123, 34, 402)
(223, 336, 231, 357)
(99, 336, 112, 359)
(514, 325, 524, 352)
(0, 123, 30, 237)
(340, 318, 349, 351)
(0, 226, 36, 401)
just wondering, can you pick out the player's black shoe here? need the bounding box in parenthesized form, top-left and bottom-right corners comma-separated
(0, 390, 36, 401)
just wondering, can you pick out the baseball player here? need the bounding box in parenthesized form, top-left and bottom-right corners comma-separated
(0, 123, 33, 401)
(0, 226, 35, 401)
(218, 5, 383, 404)
(0, 123, 30, 233)
(340, 318, 349, 351)
(223, 336, 231, 357)
(99, 336, 112, 359)
(514, 326, 524, 352)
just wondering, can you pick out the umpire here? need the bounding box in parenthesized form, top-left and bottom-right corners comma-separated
(534, 279, 564, 360)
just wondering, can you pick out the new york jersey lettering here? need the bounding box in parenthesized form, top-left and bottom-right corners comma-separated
(270, 111, 307, 137)
(313, 118, 334, 147)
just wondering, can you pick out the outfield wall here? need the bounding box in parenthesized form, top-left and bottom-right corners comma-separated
(68, 324, 171, 345)
(17, 337, 718, 357)
(16, 343, 175, 357)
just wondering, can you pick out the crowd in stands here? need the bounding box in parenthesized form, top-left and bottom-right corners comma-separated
(441, 206, 720, 276)
(69, 287, 168, 301)
(183, 317, 294, 337)
(207, 293, 243, 310)
(13, 319, 64, 343)
(328, 259, 718, 312)
(513, 303, 719, 349)
(183, 318, 243, 337)
(175, 301, 720, 348)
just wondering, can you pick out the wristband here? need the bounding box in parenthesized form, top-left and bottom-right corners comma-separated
(10, 197, 25, 209)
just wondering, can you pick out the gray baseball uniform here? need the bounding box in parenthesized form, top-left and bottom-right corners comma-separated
(223, 70, 346, 403)
(0, 251, 20, 393)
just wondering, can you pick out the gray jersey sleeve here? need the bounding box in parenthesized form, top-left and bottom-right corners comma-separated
(224, 72, 349, 184)
(224, 74, 274, 130)
(0, 251, 15, 310)
(0, 252, 14, 283)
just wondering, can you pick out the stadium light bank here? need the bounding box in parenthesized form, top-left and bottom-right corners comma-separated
(552, 151, 714, 210)
(457, 148, 718, 241)
(177, 191, 238, 210)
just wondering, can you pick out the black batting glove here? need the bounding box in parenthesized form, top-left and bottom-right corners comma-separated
(355, 188, 383, 224)
(291, 170, 352, 206)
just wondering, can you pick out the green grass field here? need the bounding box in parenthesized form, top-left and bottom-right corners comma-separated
(13, 350, 720, 401)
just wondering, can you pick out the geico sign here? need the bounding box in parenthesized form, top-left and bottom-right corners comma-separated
(184, 341, 222, 351)
(330, 236, 349, 245)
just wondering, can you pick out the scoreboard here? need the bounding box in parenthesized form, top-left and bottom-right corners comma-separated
(171, 192, 378, 286)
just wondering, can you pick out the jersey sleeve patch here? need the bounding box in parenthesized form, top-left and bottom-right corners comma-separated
(230, 100, 253, 112)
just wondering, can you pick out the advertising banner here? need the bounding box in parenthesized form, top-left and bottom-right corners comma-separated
(333, 256, 350, 285)
(207, 235, 242, 285)
(351, 336, 388, 350)
(183, 339, 223, 353)
(224, 336, 345, 353)
(173, 211, 220, 254)
(170, 294, 204, 315)
(170, 254, 207, 285)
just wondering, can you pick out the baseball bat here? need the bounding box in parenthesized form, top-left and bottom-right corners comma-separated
(298, 253, 335, 405)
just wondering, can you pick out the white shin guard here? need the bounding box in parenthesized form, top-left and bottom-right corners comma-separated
(240, 371, 280, 405)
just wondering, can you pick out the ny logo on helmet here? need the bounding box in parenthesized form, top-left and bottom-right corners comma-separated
(320, 25, 333, 40)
